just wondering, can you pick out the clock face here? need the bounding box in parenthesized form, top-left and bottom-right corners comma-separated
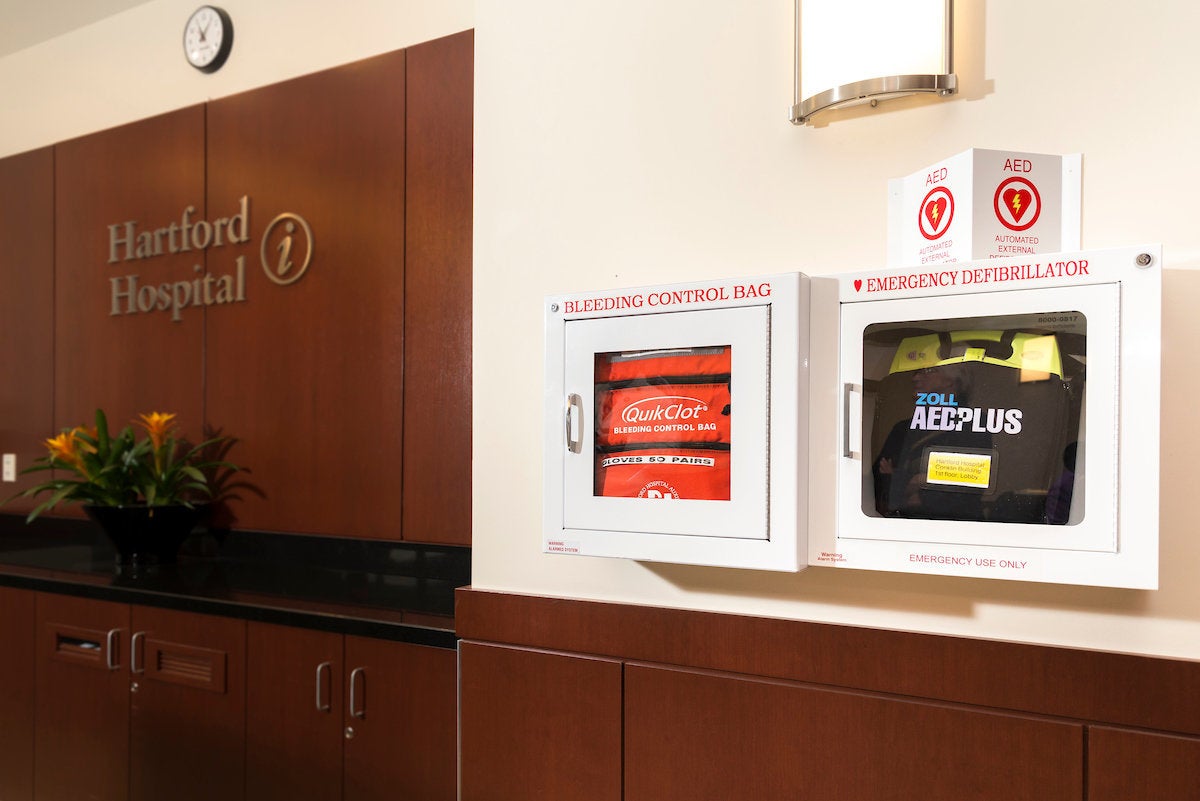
(183, 6, 233, 73)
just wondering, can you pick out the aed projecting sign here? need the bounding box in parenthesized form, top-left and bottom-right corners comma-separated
(544, 273, 808, 572)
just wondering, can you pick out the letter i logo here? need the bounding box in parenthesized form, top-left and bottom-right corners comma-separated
(918, 187, 954, 240)
(259, 212, 314, 286)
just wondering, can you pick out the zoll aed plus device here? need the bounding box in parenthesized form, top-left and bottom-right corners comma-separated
(544, 273, 807, 571)
(809, 245, 1161, 588)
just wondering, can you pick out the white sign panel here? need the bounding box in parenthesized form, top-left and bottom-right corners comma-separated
(888, 148, 1082, 267)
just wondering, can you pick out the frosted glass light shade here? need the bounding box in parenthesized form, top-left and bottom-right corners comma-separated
(792, 0, 956, 125)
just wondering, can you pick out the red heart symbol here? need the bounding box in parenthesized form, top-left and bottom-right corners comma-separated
(924, 197, 947, 228)
(1003, 188, 1032, 222)
(853, 279, 863, 292)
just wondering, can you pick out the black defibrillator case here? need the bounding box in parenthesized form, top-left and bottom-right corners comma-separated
(868, 327, 1083, 524)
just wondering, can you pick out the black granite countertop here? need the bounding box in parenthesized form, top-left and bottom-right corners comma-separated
(0, 514, 469, 649)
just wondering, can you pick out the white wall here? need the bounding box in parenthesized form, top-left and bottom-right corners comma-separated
(0, 0, 472, 158)
(473, 0, 1200, 660)
(5, 0, 1199, 662)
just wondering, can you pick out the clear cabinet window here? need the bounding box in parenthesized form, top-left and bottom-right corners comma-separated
(863, 312, 1085, 525)
(594, 346, 732, 500)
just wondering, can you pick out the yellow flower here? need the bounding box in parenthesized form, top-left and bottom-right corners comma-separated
(44, 433, 78, 465)
(44, 428, 94, 473)
(136, 412, 177, 451)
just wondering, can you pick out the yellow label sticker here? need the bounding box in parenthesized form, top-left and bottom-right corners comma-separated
(926, 451, 992, 488)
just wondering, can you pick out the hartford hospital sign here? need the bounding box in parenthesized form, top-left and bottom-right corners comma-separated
(107, 196, 312, 322)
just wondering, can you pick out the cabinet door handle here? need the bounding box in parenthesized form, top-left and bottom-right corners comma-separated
(349, 667, 366, 719)
(105, 628, 120, 670)
(565, 393, 583, 454)
(131, 631, 145, 674)
(315, 662, 332, 712)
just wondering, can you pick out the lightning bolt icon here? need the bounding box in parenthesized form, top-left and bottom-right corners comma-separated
(1011, 194, 1022, 213)
(931, 204, 939, 223)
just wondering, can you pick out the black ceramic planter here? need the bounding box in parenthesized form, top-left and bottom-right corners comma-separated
(83, 504, 209, 565)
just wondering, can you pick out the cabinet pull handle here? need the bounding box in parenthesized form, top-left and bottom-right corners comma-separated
(315, 662, 332, 712)
(105, 628, 120, 670)
(843, 382, 862, 459)
(349, 667, 366, 719)
(131, 631, 145, 674)
(565, 393, 583, 454)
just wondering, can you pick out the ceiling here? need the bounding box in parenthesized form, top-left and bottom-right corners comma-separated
(0, 0, 152, 58)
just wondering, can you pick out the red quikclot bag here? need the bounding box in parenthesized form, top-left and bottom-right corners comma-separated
(593, 346, 731, 501)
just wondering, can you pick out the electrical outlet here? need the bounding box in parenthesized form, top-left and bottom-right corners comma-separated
(2, 454, 15, 482)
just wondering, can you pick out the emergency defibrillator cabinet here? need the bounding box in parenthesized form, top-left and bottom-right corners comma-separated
(544, 273, 807, 571)
(810, 245, 1161, 588)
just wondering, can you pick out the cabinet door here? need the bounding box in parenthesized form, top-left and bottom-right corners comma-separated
(1089, 726, 1200, 800)
(129, 606, 246, 801)
(343, 636, 457, 801)
(35, 593, 130, 801)
(625, 663, 1083, 801)
(246, 622, 344, 801)
(0, 587, 35, 800)
(459, 641, 623, 801)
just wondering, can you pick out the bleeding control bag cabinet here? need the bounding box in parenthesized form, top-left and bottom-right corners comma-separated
(544, 274, 808, 571)
(810, 244, 1161, 588)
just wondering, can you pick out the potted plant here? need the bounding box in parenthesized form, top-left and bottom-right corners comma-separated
(8, 409, 239, 564)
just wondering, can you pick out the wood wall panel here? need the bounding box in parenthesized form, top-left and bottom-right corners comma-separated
(54, 107, 206, 448)
(0, 149, 54, 513)
(403, 31, 473, 545)
(0, 587, 34, 800)
(205, 51, 407, 537)
(625, 663, 1082, 801)
(1088, 727, 1200, 800)
(456, 588, 1200, 737)
(459, 641, 623, 801)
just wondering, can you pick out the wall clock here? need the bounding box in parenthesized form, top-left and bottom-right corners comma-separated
(183, 5, 233, 73)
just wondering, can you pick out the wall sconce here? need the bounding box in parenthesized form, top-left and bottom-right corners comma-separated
(791, 0, 957, 125)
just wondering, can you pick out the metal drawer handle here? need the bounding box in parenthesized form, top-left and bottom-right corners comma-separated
(349, 667, 366, 719)
(131, 631, 145, 674)
(105, 628, 120, 670)
(315, 662, 332, 712)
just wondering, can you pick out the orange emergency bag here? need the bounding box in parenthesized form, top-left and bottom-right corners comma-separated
(594, 346, 732, 501)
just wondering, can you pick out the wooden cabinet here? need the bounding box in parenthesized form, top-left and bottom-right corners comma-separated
(0, 587, 35, 801)
(458, 638, 1088, 801)
(33, 594, 245, 801)
(34, 593, 131, 801)
(246, 623, 458, 801)
(624, 663, 1083, 801)
(1088, 726, 1200, 800)
(129, 606, 246, 801)
(459, 641, 623, 801)
(246, 623, 345, 801)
